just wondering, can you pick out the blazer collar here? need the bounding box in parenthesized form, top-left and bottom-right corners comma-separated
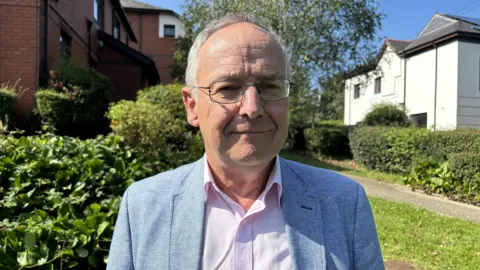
(169, 157, 326, 270)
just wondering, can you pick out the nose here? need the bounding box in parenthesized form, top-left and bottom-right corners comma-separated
(239, 85, 264, 119)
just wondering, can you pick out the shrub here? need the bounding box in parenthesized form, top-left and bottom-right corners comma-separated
(403, 160, 454, 196)
(107, 84, 203, 167)
(304, 123, 351, 158)
(36, 60, 113, 137)
(448, 152, 480, 182)
(419, 129, 480, 163)
(349, 126, 428, 173)
(0, 134, 161, 269)
(35, 89, 74, 127)
(362, 103, 410, 127)
(0, 85, 18, 130)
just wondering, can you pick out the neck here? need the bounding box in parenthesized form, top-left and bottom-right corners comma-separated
(206, 155, 276, 212)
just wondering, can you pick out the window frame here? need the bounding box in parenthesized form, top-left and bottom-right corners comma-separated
(60, 29, 72, 59)
(112, 12, 121, 39)
(374, 77, 381, 94)
(94, 0, 104, 28)
(353, 84, 360, 99)
(163, 24, 176, 38)
(410, 113, 428, 128)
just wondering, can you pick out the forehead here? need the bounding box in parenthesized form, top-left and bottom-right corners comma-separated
(197, 22, 285, 83)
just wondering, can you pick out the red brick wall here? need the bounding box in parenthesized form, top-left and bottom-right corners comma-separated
(0, 0, 41, 116)
(125, 11, 175, 84)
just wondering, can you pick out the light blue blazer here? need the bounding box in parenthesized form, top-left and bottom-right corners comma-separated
(107, 157, 384, 269)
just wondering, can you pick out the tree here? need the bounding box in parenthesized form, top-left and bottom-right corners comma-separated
(318, 74, 346, 121)
(172, 0, 383, 148)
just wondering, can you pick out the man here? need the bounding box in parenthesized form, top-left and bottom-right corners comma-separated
(107, 13, 384, 270)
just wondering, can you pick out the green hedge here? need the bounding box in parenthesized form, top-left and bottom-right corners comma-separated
(448, 152, 480, 182)
(420, 130, 480, 163)
(0, 89, 17, 130)
(304, 123, 351, 158)
(35, 90, 74, 126)
(0, 134, 160, 269)
(349, 126, 428, 173)
(107, 84, 203, 168)
(362, 103, 410, 127)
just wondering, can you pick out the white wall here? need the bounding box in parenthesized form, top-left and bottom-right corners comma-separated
(158, 14, 184, 38)
(344, 46, 405, 125)
(435, 41, 458, 129)
(457, 41, 480, 128)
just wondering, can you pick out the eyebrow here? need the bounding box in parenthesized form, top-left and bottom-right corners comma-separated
(210, 73, 286, 84)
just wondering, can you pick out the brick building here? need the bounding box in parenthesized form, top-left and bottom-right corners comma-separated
(120, 0, 184, 84)
(0, 0, 160, 117)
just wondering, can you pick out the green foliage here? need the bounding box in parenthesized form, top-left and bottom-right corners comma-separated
(36, 60, 113, 137)
(318, 75, 345, 120)
(419, 129, 480, 163)
(0, 134, 160, 269)
(349, 126, 428, 174)
(304, 122, 351, 158)
(403, 160, 454, 196)
(0, 89, 16, 130)
(107, 84, 203, 167)
(35, 90, 74, 126)
(362, 103, 410, 127)
(448, 152, 480, 182)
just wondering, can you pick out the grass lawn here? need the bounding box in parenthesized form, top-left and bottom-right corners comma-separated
(371, 197, 480, 270)
(281, 150, 480, 269)
(280, 150, 404, 184)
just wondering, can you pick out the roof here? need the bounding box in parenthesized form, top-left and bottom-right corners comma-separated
(401, 13, 480, 54)
(98, 31, 160, 84)
(120, 0, 179, 16)
(387, 39, 411, 53)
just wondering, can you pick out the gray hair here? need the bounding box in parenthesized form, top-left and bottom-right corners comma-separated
(185, 13, 290, 99)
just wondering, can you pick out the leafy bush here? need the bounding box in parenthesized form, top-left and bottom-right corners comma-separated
(0, 133, 161, 269)
(36, 60, 113, 137)
(419, 129, 480, 163)
(35, 90, 74, 126)
(304, 123, 351, 158)
(107, 84, 203, 167)
(0, 85, 18, 130)
(349, 126, 428, 173)
(448, 152, 480, 182)
(362, 103, 410, 127)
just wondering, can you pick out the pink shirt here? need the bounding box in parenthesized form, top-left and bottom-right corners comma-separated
(202, 156, 292, 270)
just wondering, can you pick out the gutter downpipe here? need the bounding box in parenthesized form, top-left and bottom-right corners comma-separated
(433, 42, 438, 131)
(43, 0, 49, 82)
(87, 20, 92, 67)
(403, 50, 407, 112)
(34, 0, 39, 90)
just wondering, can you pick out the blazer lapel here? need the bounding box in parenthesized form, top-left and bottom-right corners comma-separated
(280, 158, 326, 270)
(169, 159, 205, 270)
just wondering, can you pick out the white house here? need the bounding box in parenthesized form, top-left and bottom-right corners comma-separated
(344, 13, 480, 129)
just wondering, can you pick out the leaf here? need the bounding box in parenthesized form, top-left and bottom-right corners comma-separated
(90, 203, 101, 213)
(88, 252, 100, 267)
(63, 261, 79, 269)
(75, 247, 89, 258)
(431, 177, 444, 187)
(17, 250, 37, 266)
(24, 231, 36, 250)
(96, 221, 109, 238)
(79, 235, 88, 246)
(114, 158, 126, 173)
(26, 188, 36, 198)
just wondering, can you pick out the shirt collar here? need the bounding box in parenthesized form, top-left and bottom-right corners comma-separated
(203, 154, 283, 207)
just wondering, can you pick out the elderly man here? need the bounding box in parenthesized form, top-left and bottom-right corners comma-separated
(107, 14, 383, 270)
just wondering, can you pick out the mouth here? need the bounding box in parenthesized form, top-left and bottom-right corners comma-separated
(231, 131, 269, 134)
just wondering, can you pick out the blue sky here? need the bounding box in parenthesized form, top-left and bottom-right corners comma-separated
(144, 0, 480, 49)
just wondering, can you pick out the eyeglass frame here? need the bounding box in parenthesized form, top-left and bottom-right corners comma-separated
(192, 79, 293, 104)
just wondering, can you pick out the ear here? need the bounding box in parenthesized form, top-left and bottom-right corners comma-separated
(181, 87, 199, 127)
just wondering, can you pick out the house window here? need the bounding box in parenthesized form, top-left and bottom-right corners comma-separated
(411, 113, 427, 128)
(60, 30, 72, 58)
(113, 14, 120, 39)
(94, 0, 104, 28)
(353, 84, 360, 99)
(374, 77, 381, 94)
(164, 25, 175, 37)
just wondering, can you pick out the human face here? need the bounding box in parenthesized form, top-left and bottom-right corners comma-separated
(182, 22, 289, 167)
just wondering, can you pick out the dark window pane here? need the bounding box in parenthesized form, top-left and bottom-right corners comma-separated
(164, 25, 175, 37)
(113, 15, 120, 39)
(60, 30, 72, 58)
(410, 113, 427, 128)
(354, 84, 360, 99)
(375, 77, 381, 94)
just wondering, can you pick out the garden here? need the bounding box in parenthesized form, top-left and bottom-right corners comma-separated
(1, 61, 479, 269)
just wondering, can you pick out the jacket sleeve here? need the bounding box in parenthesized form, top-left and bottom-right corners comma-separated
(353, 185, 385, 270)
(107, 188, 135, 270)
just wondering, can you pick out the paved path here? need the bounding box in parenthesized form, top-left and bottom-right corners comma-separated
(340, 173, 480, 223)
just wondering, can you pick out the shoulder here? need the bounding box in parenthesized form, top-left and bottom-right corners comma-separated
(282, 158, 363, 200)
(124, 159, 200, 203)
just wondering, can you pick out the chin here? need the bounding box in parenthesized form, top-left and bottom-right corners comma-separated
(225, 144, 276, 166)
